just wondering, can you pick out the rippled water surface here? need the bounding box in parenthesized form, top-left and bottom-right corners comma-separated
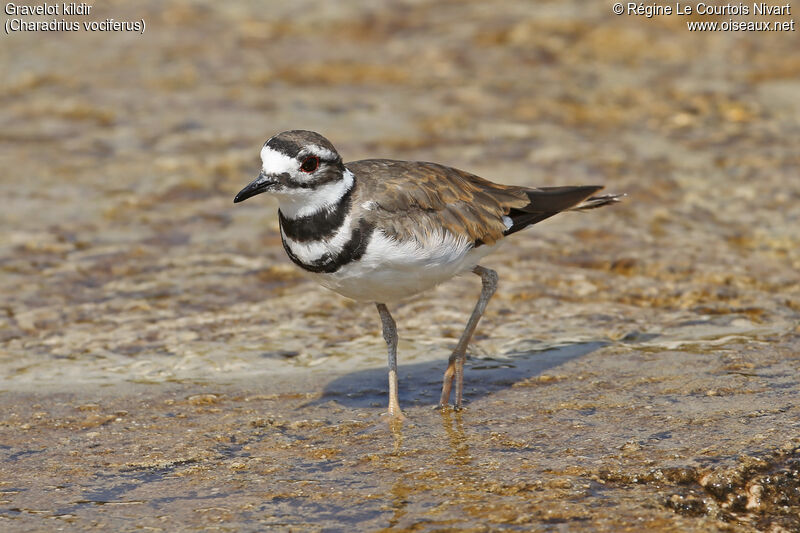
(1, 1, 799, 530)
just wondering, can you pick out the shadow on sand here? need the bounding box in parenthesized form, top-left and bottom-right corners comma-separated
(318, 341, 609, 409)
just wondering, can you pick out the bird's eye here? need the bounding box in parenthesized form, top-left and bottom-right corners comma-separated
(300, 156, 319, 173)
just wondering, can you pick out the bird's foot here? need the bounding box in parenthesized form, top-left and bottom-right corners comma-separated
(380, 410, 407, 422)
(436, 403, 466, 412)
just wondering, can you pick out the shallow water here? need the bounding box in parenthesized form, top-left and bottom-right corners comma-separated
(1, 0, 799, 530)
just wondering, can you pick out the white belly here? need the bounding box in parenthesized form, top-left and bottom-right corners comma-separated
(312, 229, 498, 302)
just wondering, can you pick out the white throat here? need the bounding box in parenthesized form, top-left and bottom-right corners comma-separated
(277, 168, 355, 219)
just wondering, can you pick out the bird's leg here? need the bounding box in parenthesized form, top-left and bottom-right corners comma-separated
(439, 265, 498, 409)
(376, 303, 405, 419)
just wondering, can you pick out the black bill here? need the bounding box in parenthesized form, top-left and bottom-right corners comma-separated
(234, 173, 274, 203)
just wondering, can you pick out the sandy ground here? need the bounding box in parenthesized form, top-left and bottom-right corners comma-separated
(1, 0, 799, 531)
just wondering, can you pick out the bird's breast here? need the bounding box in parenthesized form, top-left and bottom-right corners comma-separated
(287, 226, 496, 302)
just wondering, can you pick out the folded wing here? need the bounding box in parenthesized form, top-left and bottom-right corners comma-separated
(349, 159, 615, 247)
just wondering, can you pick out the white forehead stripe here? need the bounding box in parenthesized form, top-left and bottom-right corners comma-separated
(260, 145, 297, 175)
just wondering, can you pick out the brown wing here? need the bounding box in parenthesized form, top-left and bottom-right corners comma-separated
(347, 159, 607, 246)
(348, 159, 530, 246)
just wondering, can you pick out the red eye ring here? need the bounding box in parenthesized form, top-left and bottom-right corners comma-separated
(300, 156, 319, 173)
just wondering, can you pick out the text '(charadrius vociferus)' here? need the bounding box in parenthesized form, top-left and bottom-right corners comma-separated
(235, 130, 623, 419)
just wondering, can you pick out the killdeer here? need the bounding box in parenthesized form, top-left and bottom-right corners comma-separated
(234, 130, 622, 418)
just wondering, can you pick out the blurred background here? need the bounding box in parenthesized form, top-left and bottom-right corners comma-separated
(1, 0, 799, 530)
(2, 0, 797, 382)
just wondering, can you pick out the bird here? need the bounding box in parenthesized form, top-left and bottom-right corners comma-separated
(234, 130, 623, 419)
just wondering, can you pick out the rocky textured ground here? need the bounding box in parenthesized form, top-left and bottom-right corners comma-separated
(1, 1, 799, 531)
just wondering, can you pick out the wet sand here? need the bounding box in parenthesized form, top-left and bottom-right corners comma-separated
(1, 0, 799, 530)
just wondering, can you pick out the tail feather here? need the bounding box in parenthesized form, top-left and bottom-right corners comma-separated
(570, 193, 626, 211)
(503, 186, 623, 237)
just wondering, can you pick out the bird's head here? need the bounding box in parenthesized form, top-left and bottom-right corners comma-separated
(234, 130, 350, 217)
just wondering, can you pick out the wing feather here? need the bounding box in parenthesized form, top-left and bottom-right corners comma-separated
(347, 159, 609, 246)
(349, 160, 529, 245)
